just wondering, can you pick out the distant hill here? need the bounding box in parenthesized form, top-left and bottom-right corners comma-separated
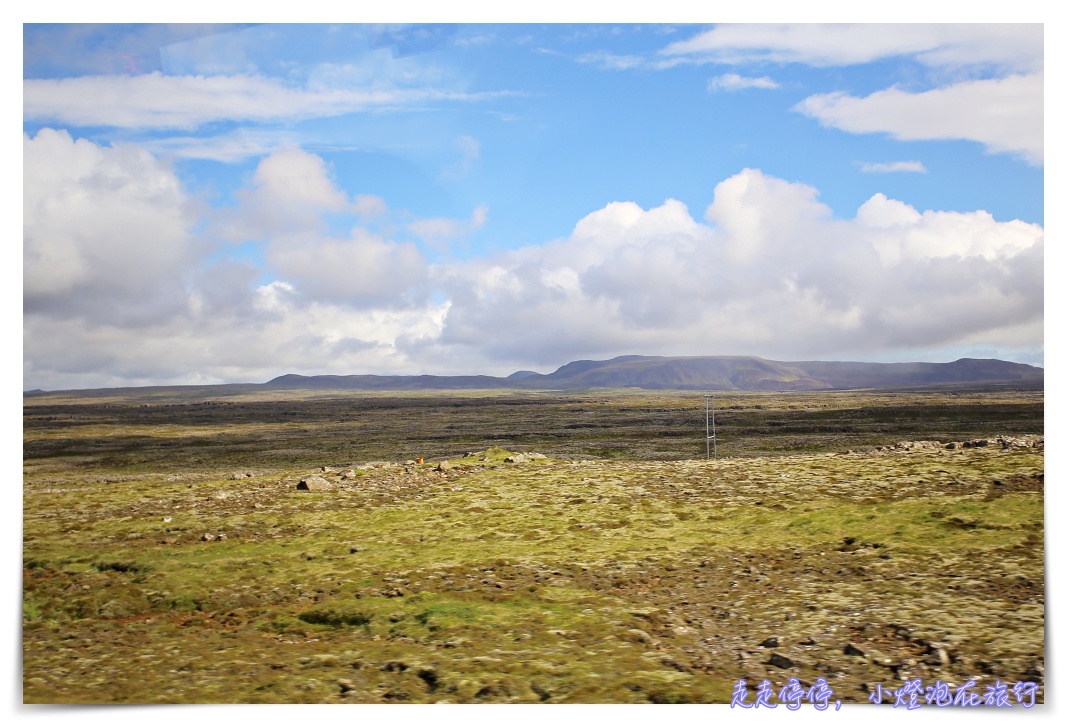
(27, 355, 1043, 398)
(265, 373, 506, 391)
(264, 355, 1042, 392)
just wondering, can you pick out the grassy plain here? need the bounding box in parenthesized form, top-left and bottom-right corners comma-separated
(22, 387, 1044, 704)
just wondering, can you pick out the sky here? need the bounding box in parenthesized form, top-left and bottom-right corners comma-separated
(21, 15, 1048, 390)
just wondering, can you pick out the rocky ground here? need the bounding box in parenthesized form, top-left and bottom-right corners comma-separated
(23, 419, 1044, 704)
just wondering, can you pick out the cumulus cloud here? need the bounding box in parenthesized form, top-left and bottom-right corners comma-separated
(430, 168, 1042, 368)
(23, 140, 1043, 389)
(23, 137, 447, 389)
(217, 147, 350, 240)
(266, 229, 428, 307)
(23, 128, 203, 324)
(23, 71, 502, 130)
(859, 161, 928, 174)
(708, 73, 780, 92)
(795, 74, 1043, 165)
(24, 295, 450, 391)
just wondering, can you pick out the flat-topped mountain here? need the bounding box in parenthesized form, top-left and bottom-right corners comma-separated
(263, 355, 1041, 392)
(27, 355, 1043, 397)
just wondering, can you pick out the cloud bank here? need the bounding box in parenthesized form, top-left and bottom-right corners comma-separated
(23, 72, 503, 130)
(24, 134, 1043, 390)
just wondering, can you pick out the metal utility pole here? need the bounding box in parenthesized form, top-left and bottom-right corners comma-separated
(705, 394, 717, 460)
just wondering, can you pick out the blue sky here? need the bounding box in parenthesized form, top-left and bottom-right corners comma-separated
(22, 16, 1047, 389)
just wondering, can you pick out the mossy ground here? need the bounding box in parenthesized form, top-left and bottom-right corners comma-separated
(22, 388, 1044, 704)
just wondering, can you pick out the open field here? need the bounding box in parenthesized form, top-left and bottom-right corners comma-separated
(22, 387, 1044, 704)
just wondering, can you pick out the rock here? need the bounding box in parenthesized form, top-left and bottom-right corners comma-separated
(200, 533, 215, 542)
(216, 533, 228, 541)
(504, 454, 528, 464)
(999, 435, 1041, 449)
(760, 636, 780, 648)
(766, 652, 795, 669)
(436, 460, 451, 472)
(296, 476, 334, 492)
(844, 643, 866, 657)
(963, 439, 991, 448)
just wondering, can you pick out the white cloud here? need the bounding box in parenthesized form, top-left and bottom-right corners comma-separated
(859, 161, 928, 174)
(23, 71, 502, 130)
(141, 128, 304, 162)
(218, 147, 350, 240)
(430, 168, 1043, 368)
(24, 296, 450, 391)
(708, 73, 780, 92)
(266, 229, 428, 307)
(353, 194, 388, 219)
(658, 24, 1044, 166)
(23, 144, 1044, 389)
(408, 205, 489, 247)
(795, 74, 1043, 164)
(662, 24, 1043, 74)
(23, 128, 203, 323)
(576, 51, 646, 70)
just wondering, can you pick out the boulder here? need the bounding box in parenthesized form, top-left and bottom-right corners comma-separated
(297, 476, 334, 492)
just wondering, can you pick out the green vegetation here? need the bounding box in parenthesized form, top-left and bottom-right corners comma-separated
(22, 388, 1044, 703)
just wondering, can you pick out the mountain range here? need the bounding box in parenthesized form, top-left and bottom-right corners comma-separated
(25, 355, 1043, 396)
(263, 355, 1043, 393)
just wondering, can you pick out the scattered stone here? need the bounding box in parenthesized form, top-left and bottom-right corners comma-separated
(296, 476, 334, 492)
(963, 439, 991, 448)
(436, 460, 451, 472)
(504, 454, 528, 464)
(216, 533, 228, 541)
(999, 435, 1043, 449)
(200, 533, 215, 542)
(766, 652, 796, 669)
(844, 643, 866, 657)
(760, 636, 780, 648)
